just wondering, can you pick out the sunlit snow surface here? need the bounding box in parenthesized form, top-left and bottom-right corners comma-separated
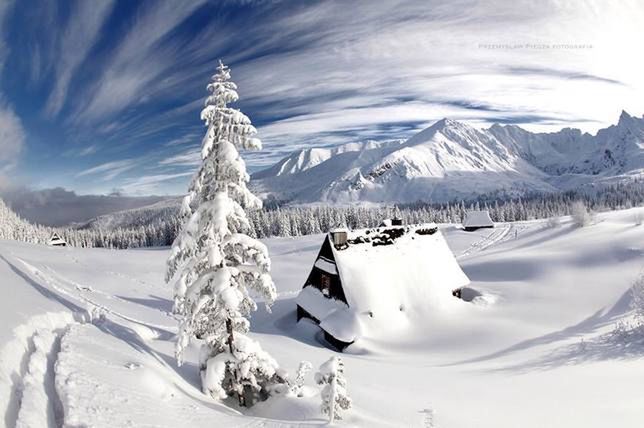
(1, 208, 644, 427)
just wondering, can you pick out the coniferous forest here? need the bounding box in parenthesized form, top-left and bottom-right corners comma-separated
(2, 180, 643, 249)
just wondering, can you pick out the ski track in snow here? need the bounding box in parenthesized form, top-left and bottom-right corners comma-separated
(15, 258, 176, 333)
(0, 312, 84, 428)
(457, 223, 514, 259)
(16, 327, 66, 428)
(0, 254, 178, 427)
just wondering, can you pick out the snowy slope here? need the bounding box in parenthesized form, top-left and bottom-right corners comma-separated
(76, 197, 181, 230)
(252, 112, 644, 204)
(253, 139, 404, 179)
(2, 208, 644, 426)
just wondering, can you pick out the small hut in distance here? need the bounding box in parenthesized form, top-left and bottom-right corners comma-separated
(462, 210, 494, 232)
(48, 232, 67, 247)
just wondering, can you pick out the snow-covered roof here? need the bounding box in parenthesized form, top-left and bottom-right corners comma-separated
(48, 233, 67, 246)
(463, 210, 494, 228)
(300, 223, 470, 344)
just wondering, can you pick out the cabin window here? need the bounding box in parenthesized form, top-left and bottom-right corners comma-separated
(320, 274, 331, 296)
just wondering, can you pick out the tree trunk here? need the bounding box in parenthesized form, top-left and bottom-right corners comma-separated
(329, 376, 337, 423)
(226, 318, 234, 354)
(225, 318, 245, 406)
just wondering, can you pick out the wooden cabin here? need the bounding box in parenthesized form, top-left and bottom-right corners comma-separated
(48, 232, 67, 247)
(462, 210, 494, 231)
(296, 222, 470, 351)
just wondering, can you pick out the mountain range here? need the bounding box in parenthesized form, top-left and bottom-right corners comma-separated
(251, 111, 644, 204)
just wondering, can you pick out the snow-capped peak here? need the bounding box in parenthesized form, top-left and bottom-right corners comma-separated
(619, 109, 633, 124)
(251, 114, 644, 205)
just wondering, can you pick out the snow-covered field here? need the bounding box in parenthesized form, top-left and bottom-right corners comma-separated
(1, 208, 644, 427)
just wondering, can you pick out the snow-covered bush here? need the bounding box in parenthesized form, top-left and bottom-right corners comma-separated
(290, 361, 313, 397)
(546, 216, 561, 228)
(630, 271, 644, 327)
(201, 333, 282, 406)
(315, 356, 352, 423)
(609, 271, 644, 343)
(165, 60, 277, 406)
(571, 201, 593, 227)
(634, 211, 643, 226)
(265, 360, 313, 399)
(421, 407, 437, 428)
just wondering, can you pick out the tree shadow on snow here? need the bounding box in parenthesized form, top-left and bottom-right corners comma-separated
(0, 254, 85, 313)
(91, 317, 239, 415)
(116, 294, 173, 313)
(250, 297, 328, 350)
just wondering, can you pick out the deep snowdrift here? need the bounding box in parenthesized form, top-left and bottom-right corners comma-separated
(1, 208, 644, 427)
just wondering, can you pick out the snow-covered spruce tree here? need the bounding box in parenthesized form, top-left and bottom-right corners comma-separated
(166, 60, 278, 406)
(315, 356, 352, 423)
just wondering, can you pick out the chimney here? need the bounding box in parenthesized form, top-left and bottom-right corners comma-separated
(330, 228, 348, 247)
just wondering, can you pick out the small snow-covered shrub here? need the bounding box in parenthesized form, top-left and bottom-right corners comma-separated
(315, 356, 352, 423)
(630, 271, 644, 328)
(290, 361, 313, 397)
(266, 360, 313, 399)
(571, 201, 593, 227)
(609, 272, 644, 343)
(546, 216, 561, 228)
(201, 333, 283, 406)
(610, 319, 636, 344)
(421, 407, 437, 428)
(634, 212, 643, 226)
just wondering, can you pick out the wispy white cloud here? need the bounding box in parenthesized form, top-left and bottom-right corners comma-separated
(5, 0, 644, 193)
(119, 171, 193, 195)
(76, 158, 138, 181)
(158, 147, 201, 167)
(45, 0, 115, 116)
(0, 0, 12, 70)
(164, 0, 621, 171)
(73, 0, 207, 123)
(77, 144, 100, 157)
(163, 131, 201, 147)
(0, 104, 25, 173)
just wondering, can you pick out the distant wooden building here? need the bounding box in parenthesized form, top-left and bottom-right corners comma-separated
(296, 222, 470, 351)
(48, 232, 67, 247)
(462, 210, 494, 231)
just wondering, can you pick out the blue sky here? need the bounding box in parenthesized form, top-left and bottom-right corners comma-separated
(0, 0, 642, 196)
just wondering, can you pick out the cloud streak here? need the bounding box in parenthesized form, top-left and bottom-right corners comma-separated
(73, 0, 207, 123)
(45, 0, 115, 116)
(1, 0, 644, 195)
(0, 104, 25, 173)
(76, 159, 138, 181)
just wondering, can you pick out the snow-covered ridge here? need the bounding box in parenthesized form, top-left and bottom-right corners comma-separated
(251, 112, 644, 204)
(253, 139, 404, 179)
(75, 197, 182, 230)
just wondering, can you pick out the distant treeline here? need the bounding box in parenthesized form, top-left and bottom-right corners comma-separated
(0, 198, 181, 249)
(2, 179, 643, 249)
(248, 180, 644, 238)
